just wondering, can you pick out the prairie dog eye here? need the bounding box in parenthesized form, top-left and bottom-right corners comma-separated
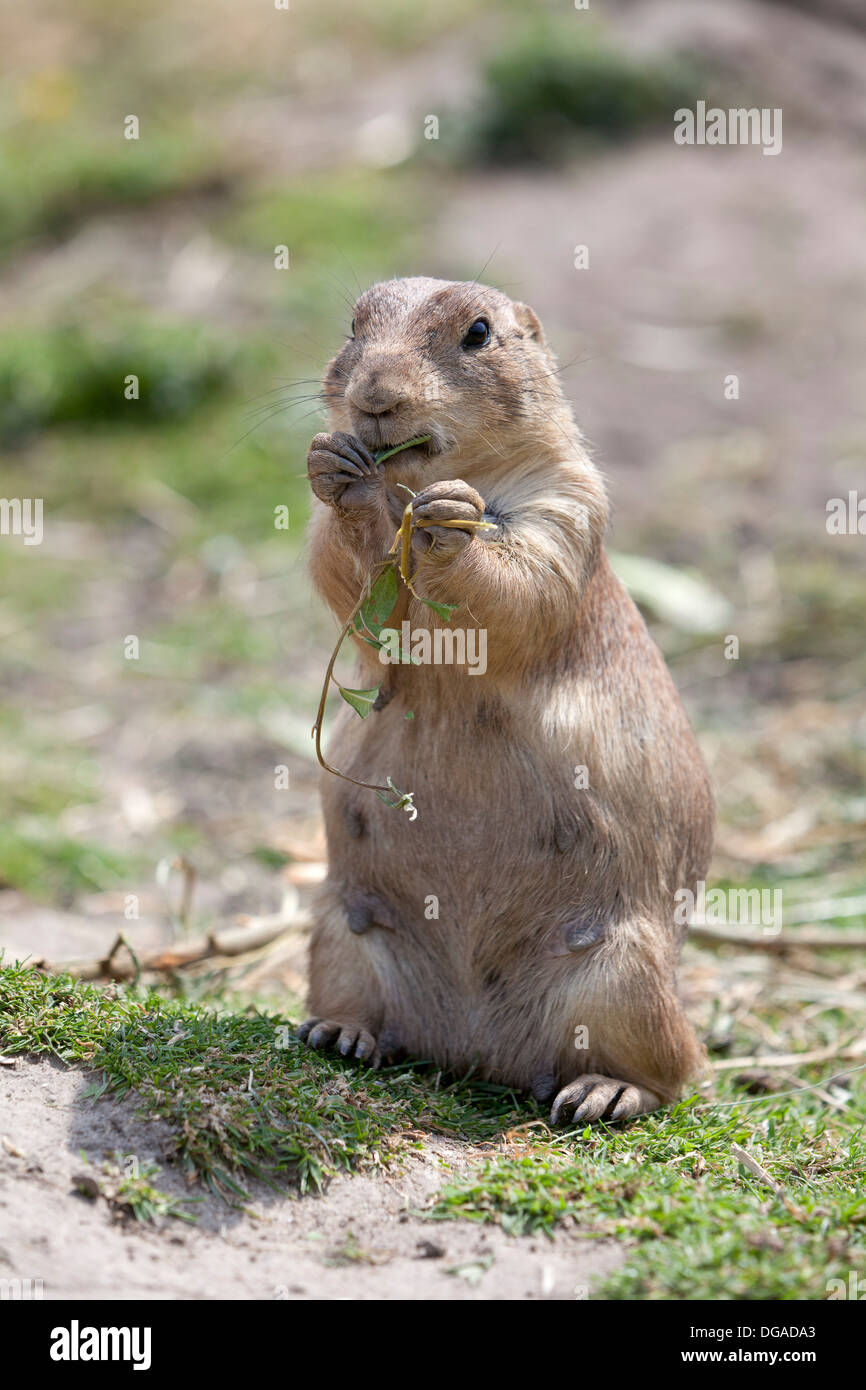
(462, 318, 490, 349)
(350, 318, 356, 337)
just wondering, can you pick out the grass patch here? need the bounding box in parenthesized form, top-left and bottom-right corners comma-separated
(0, 964, 528, 1198)
(0, 124, 234, 257)
(220, 169, 427, 291)
(2, 966, 863, 1295)
(0, 830, 142, 905)
(0, 549, 86, 625)
(73, 1153, 198, 1225)
(0, 707, 144, 902)
(465, 21, 711, 165)
(0, 321, 246, 447)
(430, 1068, 866, 1299)
(0, 385, 311, 546)
(142, 599, 285, 678)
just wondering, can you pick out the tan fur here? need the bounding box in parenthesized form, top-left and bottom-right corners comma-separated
(300, 277, 713, 1123)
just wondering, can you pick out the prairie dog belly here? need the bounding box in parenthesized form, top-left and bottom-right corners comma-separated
(321, 677, 593, 927)
(316, 682, 609, 1075)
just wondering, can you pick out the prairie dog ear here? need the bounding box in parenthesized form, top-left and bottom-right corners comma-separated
(513, 301, 547, 347)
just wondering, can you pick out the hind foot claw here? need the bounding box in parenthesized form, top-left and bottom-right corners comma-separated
(550, 1073, 661, 1126)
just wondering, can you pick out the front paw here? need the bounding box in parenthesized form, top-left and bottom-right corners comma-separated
(411, 479, 486, 555)
(298, 1016, 382, 1068)
(307, 431, 381, 510)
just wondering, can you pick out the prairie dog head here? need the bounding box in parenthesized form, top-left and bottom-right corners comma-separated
(320, 277, 576, 478)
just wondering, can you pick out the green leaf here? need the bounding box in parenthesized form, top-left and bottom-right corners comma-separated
(354, 565, 398, 638)
(375, 777, 416, 814)
(418, 596, 457, 621)
(338, 683, 381, 718)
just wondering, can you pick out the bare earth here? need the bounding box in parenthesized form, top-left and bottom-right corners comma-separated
(0, 1056, 622, 1301)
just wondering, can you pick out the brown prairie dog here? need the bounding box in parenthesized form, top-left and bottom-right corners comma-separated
(299, 276, 713, 1125)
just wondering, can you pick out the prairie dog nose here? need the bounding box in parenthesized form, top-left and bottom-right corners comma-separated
(347, 367, 407, 417)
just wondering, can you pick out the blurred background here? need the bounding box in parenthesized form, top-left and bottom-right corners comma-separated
(1, 0, 864, 1019)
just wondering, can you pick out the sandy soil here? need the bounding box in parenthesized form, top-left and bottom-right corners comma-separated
(0, 1056, 622, 1301)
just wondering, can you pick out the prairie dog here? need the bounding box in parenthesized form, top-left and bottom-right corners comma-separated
(300, 276, 713, 1124)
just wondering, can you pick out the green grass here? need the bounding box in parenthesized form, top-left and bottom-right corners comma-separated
(0, 707, 143, 902)
(2, 963, 863, 1297)
(0, 964, 529, 1198)
(465, 20, 712, 165)
(0, 320, 246, 446)
(220, 170, 425, 272)
(0, 329, 312, 544)
(0, 705, 144, 902)
(422, 876, 866, 1301)
(0, 831, 142, 905)
(73, 1153, 198, 1225)
(0, 123, 234, 257)
(431, 1086, 866, 1300)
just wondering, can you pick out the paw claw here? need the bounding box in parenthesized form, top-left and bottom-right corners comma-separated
(307, 1020, 341, 1050)
(353, 1030, 381, 1068)
(551, 1074, 661, 1127)
(609, 1085, 647, 1122)
(298, 1017, 382, 1068)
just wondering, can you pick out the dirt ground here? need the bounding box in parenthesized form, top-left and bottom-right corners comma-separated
(0, 1056, 621, 1300)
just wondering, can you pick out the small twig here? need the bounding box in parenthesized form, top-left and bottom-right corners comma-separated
(701, 1060, 866, 1110)
(33, 913, 303, 982)
(774, 1070, 849, 1111)
(100, 933, 141, 986)
(155, 855, 197, 938)
(731, 1143, 784, 1194)
(711, 1033, 866, 1072)
(689, 924, 866, 951)
(311, 558, 399, 797)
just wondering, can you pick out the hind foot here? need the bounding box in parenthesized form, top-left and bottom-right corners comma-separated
(550, 1074, 662, 1126)
(297, 1017, 382, 1068)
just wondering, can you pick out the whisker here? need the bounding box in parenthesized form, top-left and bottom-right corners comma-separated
(335, 249, 364, 297)
(475, 428, 507, 459)
(470, 245, 500, 289)
(326, 270, 358, 320)
(225, 399, 327, 454)
(242, 392, 323, 419)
